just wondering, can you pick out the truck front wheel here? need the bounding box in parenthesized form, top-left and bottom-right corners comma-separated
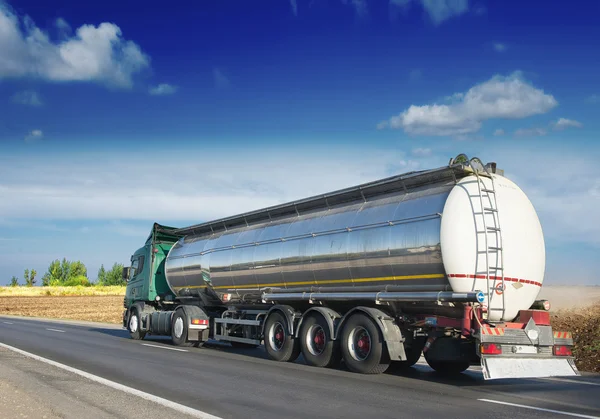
(340, 313, 390, 374)
(128, 309, 146, 340)
(264, 311, 300, 362)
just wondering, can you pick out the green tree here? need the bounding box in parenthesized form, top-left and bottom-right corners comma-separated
(24, 269, 37, 287)
(10, 276, 19, 287)
(97, 264, 107, 285)
(104, 263, 126, 286)
(42, 259, 89, 286)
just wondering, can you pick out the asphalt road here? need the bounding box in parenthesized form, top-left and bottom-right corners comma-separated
(1, 315, 599, 419)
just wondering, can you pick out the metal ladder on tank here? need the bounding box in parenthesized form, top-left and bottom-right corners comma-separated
(470, 158, 506, 321)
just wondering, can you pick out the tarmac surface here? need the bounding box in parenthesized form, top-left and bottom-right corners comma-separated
(1, 315, 599, 419)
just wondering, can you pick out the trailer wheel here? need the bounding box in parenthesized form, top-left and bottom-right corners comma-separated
(264, 311, 300, 362)
(128, 309, 146, 340)
(171, 310, 195, 347)
(299, 313, 340, 368)
(340, 313, 390, 374)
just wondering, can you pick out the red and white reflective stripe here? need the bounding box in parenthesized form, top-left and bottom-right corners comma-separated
(480, 327, 505, 336)
(448, 274, 542, 288)
(553, 331, 573, 339)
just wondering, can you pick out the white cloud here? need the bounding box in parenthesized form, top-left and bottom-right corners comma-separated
(383, 71, 558, 136)
(11, 89, 42, 106)
(149, 83, 178, 96)
(213, 67, 231, 89)
(0, 147, 423, 223)
(587, 94, 599, 104)
(493, 128, 505, 136)
(514, 127, 546, 137)
(552, 118, 582, 131)
(390, 0, 469, 25)
(0, 3, 149, 88)
(493, 42, 506, 52)
(412, 147, 432, 157)
(289, 0, 298, 16)
(23, 129, 42, 142)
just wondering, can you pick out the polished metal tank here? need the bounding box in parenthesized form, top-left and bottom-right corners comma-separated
(165, 166, 464, 298)
(164, 160, 547, 322)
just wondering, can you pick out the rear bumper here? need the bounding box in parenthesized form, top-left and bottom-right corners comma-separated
(481, 355, 579, 380)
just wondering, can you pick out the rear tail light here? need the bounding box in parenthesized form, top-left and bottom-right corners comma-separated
(191, 318, 209, 326)
(553, 345, 572, 356)
(481, 343, 502, 355)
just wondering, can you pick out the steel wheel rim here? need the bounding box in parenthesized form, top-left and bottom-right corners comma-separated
(129, 313, 138, 333)
(306, 324, 326, 356)
(348, 326, 371, 361)
(174, 316, 184, 339)
(269, 322, 285, 352)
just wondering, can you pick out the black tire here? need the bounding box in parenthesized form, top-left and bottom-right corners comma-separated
(340, 313, 390, 374)
(389, 336, 426, 372)
(230, 341, 259, 349)
(264, 311, 300, 362)
(299, 313, 341, 368)
(171, 310, 195, 347)
(424, 352, 470, 375)
(128, 309, 146, 340)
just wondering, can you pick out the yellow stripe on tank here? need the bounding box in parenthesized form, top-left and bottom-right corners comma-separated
(174, 273, 446, 291)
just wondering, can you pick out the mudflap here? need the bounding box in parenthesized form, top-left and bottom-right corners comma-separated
(481, 356, 580, 380)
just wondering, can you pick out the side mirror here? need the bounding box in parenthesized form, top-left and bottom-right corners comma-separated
(122, 267, 131, 281)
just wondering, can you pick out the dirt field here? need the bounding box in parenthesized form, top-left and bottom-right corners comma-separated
(0, 296, 124, 324)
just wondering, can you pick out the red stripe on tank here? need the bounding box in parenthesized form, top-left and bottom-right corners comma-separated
(447, 274, 542, 288)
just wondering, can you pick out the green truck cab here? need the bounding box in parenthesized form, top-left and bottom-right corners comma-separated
(122, 224, 180, 328)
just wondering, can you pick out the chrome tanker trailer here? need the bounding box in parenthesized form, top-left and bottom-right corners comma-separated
(122, 155, 579, 380)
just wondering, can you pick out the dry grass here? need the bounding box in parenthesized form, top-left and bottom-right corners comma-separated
(0, 286, 126, 297)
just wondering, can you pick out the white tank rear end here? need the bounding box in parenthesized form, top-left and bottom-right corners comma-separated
(441, 173, 545, 322)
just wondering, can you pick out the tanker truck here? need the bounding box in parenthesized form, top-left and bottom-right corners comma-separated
(122, 154, 579, 380)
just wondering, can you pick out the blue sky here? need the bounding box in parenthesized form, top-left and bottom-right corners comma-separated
(0, 0, 599, 286)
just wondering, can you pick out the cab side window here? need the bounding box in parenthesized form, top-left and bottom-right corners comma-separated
(130, 258, 139, 280)
(129, 256, 146, 281)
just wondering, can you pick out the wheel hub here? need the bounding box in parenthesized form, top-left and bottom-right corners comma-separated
(174, 316, 184, 339)
(348, 326, 372, 361)
(269, 322, 285, 352)
(129, 314, 138, 333)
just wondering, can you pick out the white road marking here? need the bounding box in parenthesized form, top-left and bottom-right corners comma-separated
(142, 343, 189, 352)
(46, 328, 66, 333)
(479, 398, 600, 419)
(3, 321, 14, 324)
(541, 377, 600, 387)
(0, 342, 221, 419)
